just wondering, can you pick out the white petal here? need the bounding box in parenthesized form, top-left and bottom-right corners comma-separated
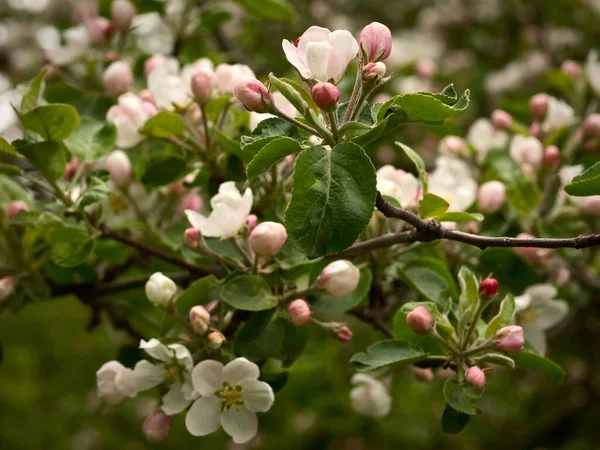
(533, 300, 569, 330)
(140, 338, 172, 361)
(185, 210, 211, 233)
(297, 25, 331, 57)
(526, 284, 558, 303)
(514, 294, 532, 312)
(240, 380, 274, 413)
(221, 358, 260, 385)
(185, 396, 222, 436)
(326, 30, 358, 81)
(220, 407, 258, 444)
(282, 40, 312, 79)
(305, 42, 333, 82)
(238, 188, 254, 222)
(168, 343, 194, 370)
(161, 382, 191, 415)
(587, 50, 600, 97)
(191, 360, 224, 396)
(524, 326, 547, 356)
(132, 360, 166, 391)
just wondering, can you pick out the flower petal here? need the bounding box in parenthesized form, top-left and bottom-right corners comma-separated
(185, 395, 222, 436)
(533, 299, 569, 330)
(297, 25, 331, 56)
(191, 360, 223, 396)
(282, 40, 312, 79)
(161, 382, 191, 415)
(526, 284, 558, 304)
(524, 326, 547, 356)
(240, 380, 274, 413)
(305, 42, 333, 82)
(514, 294, 532, 312)
(168, 343, 193, 371)
(221, 358, 260, 385)
(140, 338, 172, 361)
(220, 407, 258, 444)
(327, 30, 359, 81)
(131, 360, 166, 391)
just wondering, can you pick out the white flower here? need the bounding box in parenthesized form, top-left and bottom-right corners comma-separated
(106, 93, 158, 148)
(429, 156, 478, 212)
(282, 26, 358, 82)
(249, 92, 297, 131)
(185, 181, 253, 238)
(349, 374, 392, 418)
(0, 73, 22, 141)
(515, 284, 569, 356)
(557, 164, 584, 207)
(45, 25, 90, 66)
(395, 75, 432, 95)
(147, 61, 191, 111)
(586, 50, 600, 98)
(376, 165, 420, 208)
(509, 135, 544, 169)
(185, 358, 274, 444)
(466, 118, 509, 158)
(215, 63, 256, 94)
(541, 96, 575, 132)
(132, 13, 175, 55)
(96, 361, 137, 405)
(131, 339, 198, 415)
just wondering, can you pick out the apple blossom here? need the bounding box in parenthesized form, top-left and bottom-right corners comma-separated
(147, 59, 193, 110)
(429, 156, 478, 212)
(96, 360, 137, 405)
(363, 61, 387, 80)
(102, 61, 134, 96)
(542, 96, 575, 132)
(509, 135, 544, 169)
(185, 358, 274, 444)
(191, 69, 217, 104)
(349, 374, 392, 418)
(583, 114, 600, 136)
(111, 0, 136, 31)
(544, 145, 560, 167)
(359, 22, 392, 63)
(248, 221, 288, 256)
(288, 299, 311, 326)
(0, 277, 15, 303)
(106, 93, 158, 148)
(234, 77, 272, 113)
(561, 59, 581, 78)
(215, 63, 256, 94)
(311, 82, 340, 110)
(185, 182, 253, 238)
(282, 26, 359, 82)
(145, 272, 177, 308)
(144, 54, 168, 77)
(406, 306, 434, 334)
(184, 228, 202, 249)
(318, 260, 360, 297)
(105, 150, 132, 187)
(7, 200, 29, 220)
(495, 326, 525, 352)
(529, 93, 549, 118)
(479, 277, 499, 296)
(466, 118, 509, 159)
(143, 410, 174, 442)
(376, 165, 420, 208)
(438, 135, 468, 156)
(465, 366, 486, 390)
(491, 109, 513, 130)
(206, 331, 226, 350)
(477, 181, 506, 214)
(189, 305, 211, 335)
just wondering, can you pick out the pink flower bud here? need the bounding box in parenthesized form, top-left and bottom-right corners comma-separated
(64, 157, 82, 182)
(184, 228, 202, 249)
(579, 196, 600, 215)
(359, 22, 393, 62)
(412, 367, 434, 382)
(318, 260, 360, 297)
(465, 366, 486, 390)
(583, 114, 600, 136)
(415, 59, 437, 79)
(311, 82, 340, 110)
(206, 330, 226, 350)
(234, 77, 272, 113)
(491, 109, 513, 130)
(87, 17, 113, 44)
(179, 192, 203, 214)
(7, 200, 29, 220)
(191, 69, 217, 104)
(335, 324, 353, 342)
(105, 150, 132, 187)
(362, 62, 387, 80)
(529, 123, 541, 138)
(406, 306, 434, 334)
(288, 299, 311, 326)
(142, 410, 173, 443)
(102, 61, 133, 96)
(477, 181, 506, 214)
(561, 59, 581, 78)
(245, 214, 258, 230)
(479, 278, 498, 296)
(513, 233, 538, 262)
(189, 305, 211, 335)
(495, 325, 524, 352)
(74, 1, 98, 22)
(529, 93, 549, 118)
(543, 145, 560, 167)
(248, 221, 287, 256)
(111, 0, 136, 31)
(144, 54, 167, 78)
(439, 135, 468, 156)
(0, 276, 15, 302)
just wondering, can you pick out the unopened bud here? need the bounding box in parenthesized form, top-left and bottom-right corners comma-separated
(543, 145, 560, 167)
(406, 306, 434, 334)
(439, 135, 468, 156)
(7, 200, 29, 220)
(477, 181, 506, 214)
(111, 0, 136, 31)
(87, 17, 113, 44)
(529, 122, 541, 138)
(145, 272, 177, 308)
(583, 114, 600, 136)
(234, 77, 272, 113)
(335, 324, 353, 342)
(248, 221, 288, 256)
(206, 330, 226, 350)
(363, 62, 387, 81)
(144, 54, 167, 78)
(0, 276, 15, 302)
(561, 59, 581, 78)
(579, 195, 600, 215)
(245, 214, 258, 230)
(359, 22, 393, 62)
(189, 305, 211, 335)
(491, 109, 513, 130)
(495, 325, 524, 352)
(465, 366, 486, 390)
(142, 410, 173, 442)
(184, 228, 202, 249)
(105, 150, 132, 187)
(64, 157, 82, 182)
(412, 367, 434, 382)
(191, 69, 216, 104)
(102, 61, 133, 96)
(179, 192, 203, 214)
(529, 93, 549, 118)
(318, 260, 360, 297)
(479, 277, 498, 296)
(288, 299, 311, 326)
(311, 82, 340, 110)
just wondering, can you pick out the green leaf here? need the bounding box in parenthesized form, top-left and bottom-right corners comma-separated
(510, 351, 565, 383)
(419, 193, 449, 218)
(64, 116, 116, 162)
(234, 0, 295, 21)
(395, 142, 428, 192)
(0, 136, 17, 156)
(472, 352, 515, 369)
(286, 143, 377, 258)
(350, 107, 406, 147)
(269, 74, 323, 133)
(142, 154, 189, 189)
(338, 121, 371, 141)
(0, 164, 23, 176)
(485, 293, 515, 338)
(19, 104, 80, 141)
(141, 111, 186, 139)
(234, 310, 285, 361)
(564, 161, 600, 196)
(457, 266, 479, 317)
(436, 212, 484, 222)
(350, 339, 429, 372)
(280, 320, 308, 367)
(443, 379, 480, 415)
(46, 226, 94, 268)
(19, 71, 47, 113)
(18, 141, 66, 182)
(311, 268, 372, 313)
(246, 137, 302, 183)
(442, 404, 470, 434)
(76, 176, 110, 209)
(214, 129, 251, 162)
(241, 117, 302, 154)
(486, 149, 541, 216)
(175, 275, 219, 315)
(220, 275, 277, 311)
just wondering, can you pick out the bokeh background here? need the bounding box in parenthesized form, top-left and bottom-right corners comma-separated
(1, 0, 600, 449)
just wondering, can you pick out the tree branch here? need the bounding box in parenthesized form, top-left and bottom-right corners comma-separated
(349, 307, 394, 338)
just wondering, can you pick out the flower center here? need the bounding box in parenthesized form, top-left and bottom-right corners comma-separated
(519, 308, 538, 325)
(217, 382, 243, 411)
(164, 359, 185, 384)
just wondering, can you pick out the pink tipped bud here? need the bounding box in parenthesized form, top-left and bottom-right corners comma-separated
(318, 260, 360, 297)
(477, 181, 506, 214)
(144, 54, 167, 78)
(184, 228, 202, 249)
(245, 214, 258, 230)
(583, 114, 600, 136)
(412, 367, 434, 382)
(362, 62, 387, 80)
(64, 157, 82, 182)
(529, 123, 541, 138)
(579, 196, 600, 215)
(479, 278, 498, 296)
(465, 366, 486, 390)
(543, 145, 560, 167)
(561, 59, 582, 78)
(179, 193, 203, 214)
(234, 76, 272, 113)
(495, 325, 524, 352)
(335, 324, 353, 342)
(439, 135, 468, 156)
(206, 330, 226, 350)
(491, 109, 513, 130)
(529, 93, 549, 118)
(513, 233, 539, 262)
(111, 0, 136, 31)
(359, 22, 393, 62)
(288, 299, 311, 326)
(189, 305, 211, 335)
(248, 221, 288, 256)
(7, 200, 29, 220)
(105, 150, 132, 187)
(415, 59, 437, 79)
(191, 69, 217, 104)
(0, 276, 15, 302)
(406, 306, 434, 334)
(142, 410, 173, 443)
(87, 17, 113, 44)
(311, 82, 340, 110)
(102, 61, 133, 96)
